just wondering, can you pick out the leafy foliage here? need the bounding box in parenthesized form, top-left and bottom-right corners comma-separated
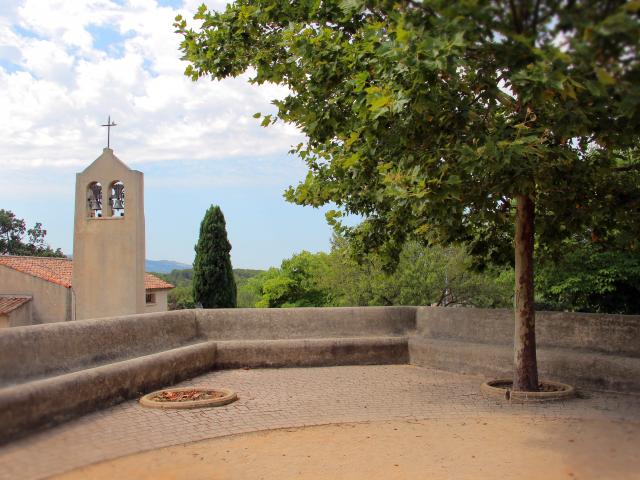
(235, 268, 265, 283)
(165, 237, 640, 314)
(177, 1, 640, 387)
(193, 205, 237, 308)
(168, 285, 197, 310)
(536, 241, 640, 314)
(154, 268, 264, 309)
(251, 251, 332, 307)
(327, 238, 514, 308)
(246, 238, 514, 309)
(157, 268, 193, 287)
(176, 1, 640, 268)
(236, 281, 262, 308)
(0, 209, 65, 257)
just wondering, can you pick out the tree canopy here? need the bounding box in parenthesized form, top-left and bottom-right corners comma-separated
(243, 239, 514, 309)
(154, 268, 264, 310)
(193, 205, 237, 308)
(0, 209, 65, 257)
(537, 239, 640, 314)
(177, 0, 639, 260)
(176, 0, 640, 390)
(169, 234, 640, 314)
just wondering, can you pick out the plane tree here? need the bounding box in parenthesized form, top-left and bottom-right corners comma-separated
(176, 0, 640, 390)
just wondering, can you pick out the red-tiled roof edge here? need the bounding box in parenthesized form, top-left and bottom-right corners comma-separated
(0, 255, 72, 288)
(0, 256, 175, 290)
(0, 296, 32, 315)
(144, 273, 175, 290)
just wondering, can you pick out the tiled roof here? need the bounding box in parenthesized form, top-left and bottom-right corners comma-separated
(0, 256, 173, 290)
(144, 273, 174, 290)
(0, 256, 72, 288)
(0, 296, 31, 315)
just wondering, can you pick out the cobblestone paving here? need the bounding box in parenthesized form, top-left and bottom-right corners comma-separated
(1, 365, 639, 480)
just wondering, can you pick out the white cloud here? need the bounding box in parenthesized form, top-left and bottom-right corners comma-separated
(0, 0, 303, 175)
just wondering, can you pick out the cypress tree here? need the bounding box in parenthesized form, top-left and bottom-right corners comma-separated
(193, 205, 237, 308)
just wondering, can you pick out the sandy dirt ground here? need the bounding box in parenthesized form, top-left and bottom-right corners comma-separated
(53, 415, 640, 480)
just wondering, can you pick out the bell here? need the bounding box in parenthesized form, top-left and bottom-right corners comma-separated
(87, 184, 102, 211)
(110, 183, 125, 210)
(111, 197, 124, 210)
(87, 197, 101, 211)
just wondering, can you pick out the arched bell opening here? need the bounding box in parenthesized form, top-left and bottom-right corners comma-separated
(109, 180, 125, 217)
(87, 182, 103, 218)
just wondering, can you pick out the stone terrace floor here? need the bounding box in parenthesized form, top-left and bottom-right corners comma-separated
(1, 365, 640, 480)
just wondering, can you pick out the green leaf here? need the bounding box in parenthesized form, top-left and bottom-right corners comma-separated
(343, 152, 361, 169)
(339, 0, 364, 13)
(260, 114, 272, 127)
(595, 68, 616, 86)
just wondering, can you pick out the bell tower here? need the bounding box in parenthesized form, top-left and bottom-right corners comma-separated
(72, 147, 146, 320)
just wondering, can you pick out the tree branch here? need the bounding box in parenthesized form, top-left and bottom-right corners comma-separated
(509, 0, 523, 33)
(531, 0, 542, 34)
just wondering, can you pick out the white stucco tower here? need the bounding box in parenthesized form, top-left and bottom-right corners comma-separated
(72, 148, 146, 320)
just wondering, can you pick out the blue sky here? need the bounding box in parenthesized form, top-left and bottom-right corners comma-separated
(0, 0, 352, 269)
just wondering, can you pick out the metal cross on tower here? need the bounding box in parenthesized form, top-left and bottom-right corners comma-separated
(101, 115, 117, 148)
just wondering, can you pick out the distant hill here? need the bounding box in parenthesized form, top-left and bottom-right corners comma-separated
(145, 259, 192, 274)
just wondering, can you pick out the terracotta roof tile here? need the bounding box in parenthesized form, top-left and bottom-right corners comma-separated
(0, 296, 31, 315)
(0, 256, 173, 290)
(144, 273, 175, 290)
(0, 256, 72, 287)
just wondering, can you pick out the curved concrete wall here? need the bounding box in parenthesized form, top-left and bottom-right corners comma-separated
(0, 310, 199, 387)
(0, 306, 413, 442)
(1, 305, 639, 443)
(1, 305, 638, 391)
(196, 306, 416, 341)
(410, 307, 640, 392)
(415, 307, 640, 357)
(0, 307, 414, 388)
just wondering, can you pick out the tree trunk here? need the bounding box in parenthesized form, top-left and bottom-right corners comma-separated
(513, 194, 539, 391)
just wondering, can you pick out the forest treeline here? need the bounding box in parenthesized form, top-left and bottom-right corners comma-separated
(158, 268, 262, 310)
(156, 236, 640, 315)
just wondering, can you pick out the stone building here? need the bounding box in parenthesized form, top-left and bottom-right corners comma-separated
(0, 295, 32, 328)
(0, 256, 173, 327)
(0, 147, 174, 327)
(72, 147, 151, 320)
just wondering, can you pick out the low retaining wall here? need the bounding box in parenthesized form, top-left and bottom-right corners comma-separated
(196, 306, 415, 341)
(414, 307, 640, 357)
(0, 306, 414, 388)
(0, 305, 638, 444)
(0, 341, 217, 442)
(409, 307, 640, 392)
(214, 336, 409, 369)
(0, 310, 199, 387)
(0, 307, 413, 443)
